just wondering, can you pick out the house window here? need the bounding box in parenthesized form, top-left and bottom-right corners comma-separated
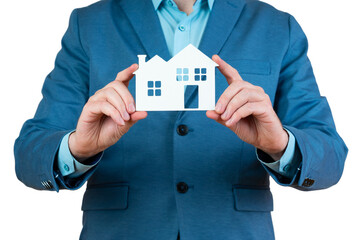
(194, 68, 207, 81)
(148, 81, 161, 96)
(176, 68, 189, 81)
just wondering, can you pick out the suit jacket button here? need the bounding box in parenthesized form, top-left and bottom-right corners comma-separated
(177, 125, 188, 136)
(177, 182, 189, 193)
(302, 178, 315, 187)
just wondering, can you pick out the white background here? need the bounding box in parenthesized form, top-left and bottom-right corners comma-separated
(1, 0, 358, 239)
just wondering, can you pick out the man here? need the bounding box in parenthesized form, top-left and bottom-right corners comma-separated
(14, 0, 348, 239)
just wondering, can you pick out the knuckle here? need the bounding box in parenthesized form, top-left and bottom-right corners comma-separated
(119, 102, 127, 111)
(106, 87, 117, 96)
(124, 92, 134, 102)
(247, 103, 255, 112)
(219, 95, 229, 104)
(232, 68, 239, 76)
(257, 86, 265, 93)
(112, 80, 122, 88)
(89, 94, 98, 103)
(264, 93, 271, 101)
(229, 75, 237, 83)
(94, 89, 102, 96)
(241, 88, 250, 98)
(98, 100, 106, 108)
(100, 88, 109, 95)
(231, 111, 239, 120)
(237, 110, 244, 119)
(116, 72, 122, 80)
(105, 82, 116, 90)
(100, 101, 111, 110)
(231, 96, 240, 107)
(83, 103, 91, 111)
(242, 81, 252, 88)
(232, 81, 242, 89)
(226, 102, 236, 114)
(254, 86, 265, 96)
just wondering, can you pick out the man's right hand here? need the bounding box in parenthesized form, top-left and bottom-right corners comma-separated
(69, 64, 147, 161)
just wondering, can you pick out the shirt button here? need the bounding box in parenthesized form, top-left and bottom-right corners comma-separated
(168, 0, 173, 6)
(177, 125, 189, 136)
(64, 164, 70, 172)
(177, 182, 189, 193)
(178, 25, 185, 31)
(283, 165, 291, 172)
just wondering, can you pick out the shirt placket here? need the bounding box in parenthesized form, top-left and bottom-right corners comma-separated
(172, 1, 202, 55)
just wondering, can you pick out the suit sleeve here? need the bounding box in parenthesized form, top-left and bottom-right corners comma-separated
(14, 9, 96, 191)
(265, 15, 348, 190)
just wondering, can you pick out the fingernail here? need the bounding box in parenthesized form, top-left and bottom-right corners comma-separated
(222, 111, 228, 119)
(128, 103, 136, 113)
(226, 119, 233, 126)
(119, 117, 125, 126)
(215, 103, 222, 113)
(123, 111, 130, 121)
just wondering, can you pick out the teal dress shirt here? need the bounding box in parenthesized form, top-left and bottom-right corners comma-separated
(57, 0, 300, 179)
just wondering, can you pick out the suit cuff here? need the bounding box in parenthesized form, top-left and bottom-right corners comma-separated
(257, 128, 301, 178)
(57, 131, 102, 178)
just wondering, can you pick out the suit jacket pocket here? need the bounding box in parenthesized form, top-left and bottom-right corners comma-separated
(232, 185, 273, 212)
(81, 184, 129, 211)
(227, 59, 271, 76)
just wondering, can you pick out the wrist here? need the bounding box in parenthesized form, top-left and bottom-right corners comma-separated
(260, 129, 289, 161)
(68, 132, 98, 162)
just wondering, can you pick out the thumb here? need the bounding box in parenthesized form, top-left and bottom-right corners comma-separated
(118, 111, 147, 133)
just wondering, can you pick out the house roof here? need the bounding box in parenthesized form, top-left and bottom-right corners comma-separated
(169, 44, 218, 67)
(134, 55, 166, 74)
(134, 44, 218, 74)
(147, 55, 166, 64)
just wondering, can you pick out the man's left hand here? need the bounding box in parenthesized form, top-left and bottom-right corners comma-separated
(207, 55, 289, 161)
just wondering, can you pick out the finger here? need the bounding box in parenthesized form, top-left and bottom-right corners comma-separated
(206, 111, 227, 127)
(104, 88, 131, 121)
(106, 81, 136, 114)
(225, 102, 266, 127)
(212, 55, 243, 85)
(115, 64, 138, 87)
(91, 88, 130, 121)
(130, 111, 148, 122)
(215, 81, 249, 114)
(221, 87, 267, 121)
(87, 100, 125, 126)
(206, 110, 220, 121)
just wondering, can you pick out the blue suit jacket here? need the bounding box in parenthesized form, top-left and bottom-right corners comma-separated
(14, 0, 348, 239)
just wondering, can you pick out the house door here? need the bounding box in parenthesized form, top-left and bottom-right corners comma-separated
(184, 85, 198, 109)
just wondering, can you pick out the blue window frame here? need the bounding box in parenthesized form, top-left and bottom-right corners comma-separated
(176, 68, 189, 81)
(148, 81, 162, 97)
(194, 68, 207, 81)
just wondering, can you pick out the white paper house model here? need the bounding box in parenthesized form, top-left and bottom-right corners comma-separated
(134, 44, 218, 111)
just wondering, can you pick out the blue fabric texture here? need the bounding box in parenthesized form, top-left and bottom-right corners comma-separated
(14, 0, 348, 239)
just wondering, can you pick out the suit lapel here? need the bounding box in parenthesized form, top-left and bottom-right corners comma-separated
(199, 0, 246, 57)
(184, 0, 247, 108)
(118, 0, 171, 61)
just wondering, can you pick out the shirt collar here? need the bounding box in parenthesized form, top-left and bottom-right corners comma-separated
(152, 0, 215, 11)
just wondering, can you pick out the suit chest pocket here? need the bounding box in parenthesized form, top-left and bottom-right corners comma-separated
(215, 59, 275, 101)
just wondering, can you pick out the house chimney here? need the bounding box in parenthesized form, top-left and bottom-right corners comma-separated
(138, 55, 146, 66)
